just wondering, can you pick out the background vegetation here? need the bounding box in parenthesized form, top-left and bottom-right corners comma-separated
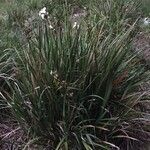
(0, 0, 150, 149)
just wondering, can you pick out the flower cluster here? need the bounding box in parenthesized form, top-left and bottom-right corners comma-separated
(38, 6, 87, 29)
(39, 7, 49, 20)
(143, 17, 150, 26)
(73, 21, 79, 29)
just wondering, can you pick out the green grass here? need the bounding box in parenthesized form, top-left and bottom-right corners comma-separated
(140, 0, 150, 15)
(0, 0, 150, 149)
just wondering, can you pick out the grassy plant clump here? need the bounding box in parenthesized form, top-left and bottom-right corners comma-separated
(0, 0, 150, 149)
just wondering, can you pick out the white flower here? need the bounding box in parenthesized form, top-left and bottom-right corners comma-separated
(83, 7, 87, 10)
(40, 14, 45, 20)
(143, 17, 150, 26)
(41, 7, 46, 12)
(39, 7, 49, 19)
(50, 70, 53, 75)
(73, 14, 80, 17)
(73, 21, 79, 29)
(49, 24, 53, 29)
